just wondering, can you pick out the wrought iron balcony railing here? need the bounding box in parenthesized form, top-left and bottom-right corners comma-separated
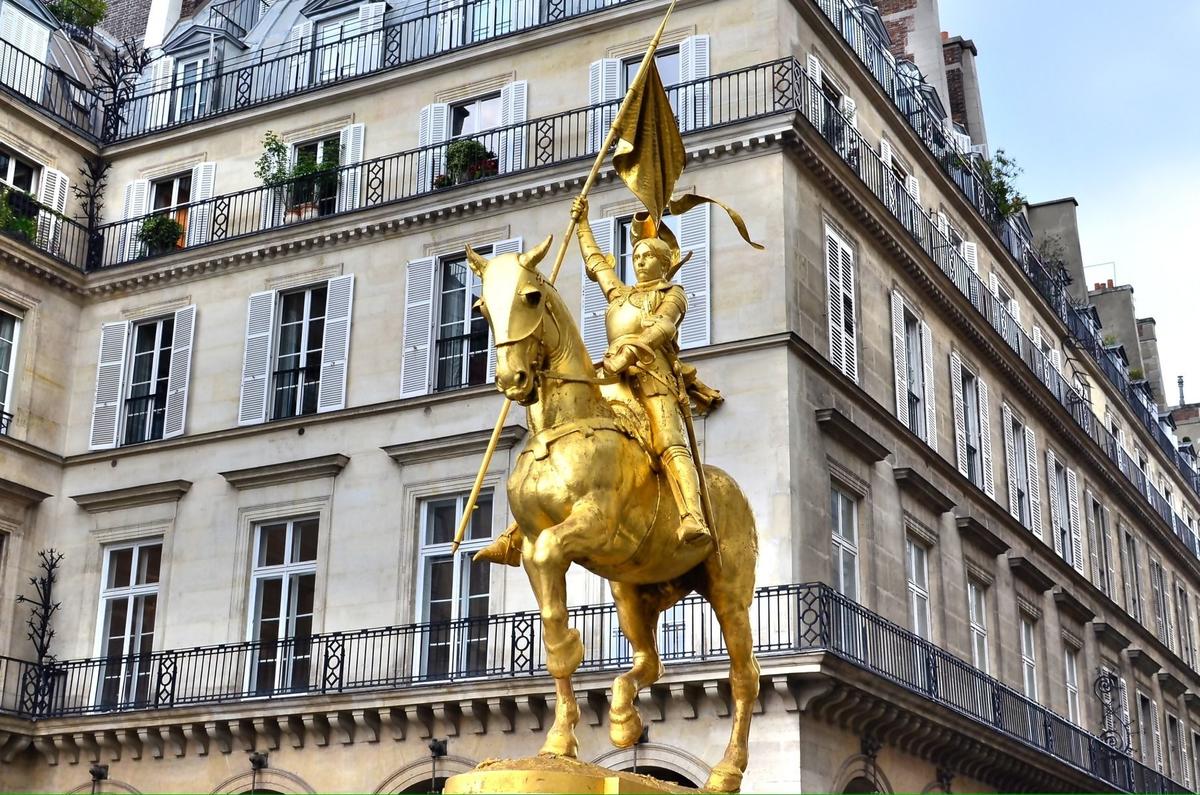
(0, 583, 1184, 793)
(810, 0, 1200, 507)
(0, 410, 11, 435)
(0, 184, 92, 270)
(0, 38, 103, 141)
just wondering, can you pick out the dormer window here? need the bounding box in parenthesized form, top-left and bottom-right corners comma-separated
(175, 56, 211, 122)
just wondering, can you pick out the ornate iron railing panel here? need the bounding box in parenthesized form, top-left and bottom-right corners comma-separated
(0, 39, 103, 141)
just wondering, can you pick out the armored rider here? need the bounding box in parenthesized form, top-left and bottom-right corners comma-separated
(476, 197, 712, 566)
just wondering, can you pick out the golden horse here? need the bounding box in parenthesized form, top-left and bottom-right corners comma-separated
(465, 237, 760, 792)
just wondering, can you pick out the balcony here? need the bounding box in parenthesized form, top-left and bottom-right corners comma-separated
(808, 0, 1200, 510)
(0, 410, 11, 435)
(0, 185, 92, 270)
(0, 38, 103, 142)
(0, 583, 1182, 792)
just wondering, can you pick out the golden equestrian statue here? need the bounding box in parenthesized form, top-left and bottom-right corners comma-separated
(443, 3, 764, 791)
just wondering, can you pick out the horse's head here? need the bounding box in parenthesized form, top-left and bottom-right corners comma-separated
(466, 235, 554, 406)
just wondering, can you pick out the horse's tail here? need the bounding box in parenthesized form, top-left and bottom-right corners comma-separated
(701, 465, 758, 601)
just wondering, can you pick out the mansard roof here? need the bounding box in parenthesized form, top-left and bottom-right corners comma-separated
(4, 0, 61, 29)
(161, 22, 247, 55)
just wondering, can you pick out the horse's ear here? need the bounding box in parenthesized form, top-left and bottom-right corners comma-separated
(519, 235, 554, 272)
(465, 246, 488, 277)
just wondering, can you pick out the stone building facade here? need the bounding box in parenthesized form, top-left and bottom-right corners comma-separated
(1, 0, 1200, 792)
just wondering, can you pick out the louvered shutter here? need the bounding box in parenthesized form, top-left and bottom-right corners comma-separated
(1153, 699, 1164, 772)
(904, 174, 921, 203)
(499, 80, 528, 174)
(89, 322, 130, 450)
(1046, 449, 1061, 555)
(1183, 728, 1192, 788)
(317, 275, 355, 412)
(358, 2, 386, 71)
(1066, 468, 1083, 574)
(337, 123, 365, 212)
(880, 139, 896, 210)
(588, 59, 620, 153)
(287, 21, 313, 91)
(238, 291, 276, 426)
(921, 321, 935, 450)
(679, 34, 710, 131)
(1051, 348, 1063, 374)
(119, 179, 150, 263)
(1003, 404, 1018, 519)
(961, 242, 979, 273)
(978, 379, 994, 498)
(1026, 426, 1042, 538)
(1086, 489, 1100, 587)
(401, 257, 436, 397)
(950, 352, 967, 477)
(0, 4, 48, 100)
(185, 162, 216, 247)
(677, 203, 710, 350)
(936, 211, 949, 237)
(837, 232, 857, 382)
(891, 290, 908, 428)
(418, 103, 450, 192)
(488, 238, 523, 381)
(805, 53, 823, 131)
(581, 218, 614, 361)
(146, 55, 175, 130)
(839, 95, 857, 128)
(161, 304, 196, 439)
(824, 227, 859, 379)
(1119, 676, 1131, 735)
(35, 167, 68, 254)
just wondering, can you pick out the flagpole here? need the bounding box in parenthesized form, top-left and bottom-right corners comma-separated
(450, 0, 680, 554)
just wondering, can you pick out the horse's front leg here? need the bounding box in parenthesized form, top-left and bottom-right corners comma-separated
(522, 502, 601, 757)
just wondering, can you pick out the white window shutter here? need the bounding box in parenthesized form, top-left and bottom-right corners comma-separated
(488, 238, 523, 381)
(147, 55, 175, 130)
(978, 378, 994, 498)
(679, 34, 711, 131)
(921, 320, 935, 450)
(1152, 700, 1164, 772)
(119, 179, 151, 263)
(337, 123, 365, 212)
(805, 53, 823, 130)
(1046, 449, 1061, 555)
(1066, 468, 1083, 574)
(677, 202, 710, 350)
(89, 322, 130, 450)
(1003, 404, 1019, 520)
(825, 229, 845, 376)
(936, 211, 949, 237)
(582, 218, 614, 361)
(839, 95, 857, 128)
(287, 21, 313, 91)
(184, 162, 217, 247)
(358, 2, 386, 70)
(1051, 348, 1063, 374)
(988, 271, 999, 298)
(0, 4, 48, 100)
(35, 166, 68, 253)
(961, 241, 978, 273)
(1026, 426, 1042, 539)
(499, 80, 528, 174)
(418, 103, 450, 191)
(316, 275, 355, 412)
(238, 291, 276, 426)
(588, 59, 620, 153)
(838, 234, 857, 382)
(905, 174, 921, 203)
(401, 257, 436, 397)
(161, 304, 196, 439)
(950, 352, 967, 478)
(880, 138, 894, 168)
(891, 290, 908, 429)
(1183, 728, 1192, 788)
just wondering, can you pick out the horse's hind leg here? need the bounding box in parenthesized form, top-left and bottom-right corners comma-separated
(703, 586, 760, 793)
(608, 580, 687, 749)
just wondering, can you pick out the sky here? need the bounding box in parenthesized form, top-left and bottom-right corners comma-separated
(939, 0, 1200, 408)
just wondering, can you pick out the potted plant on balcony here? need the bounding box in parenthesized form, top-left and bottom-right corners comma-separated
(137, 213, 184, 255)
(254, 131, 343, 223)
(0, 187, 39, 244)
(444, 138, 496, 185)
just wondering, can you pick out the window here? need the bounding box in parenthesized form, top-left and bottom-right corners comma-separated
(1007, 410, 1031, 527)
(1019, 617, 1038, 701)
(450, 93, 502, 138)
(291, 135, 341, 217)
(905, 537, 930, 639)
(272, 284, 326, 420)
(1090, 495, 1114, 597)
(1064, 647, 1080, 722)
(316, 15, 360, 82)
(830, 486, 858, 600)
(1138, 692, 1162, 770)
(96, 540, 162, 707)
(174, 56, 211, 122)
(1168, 713, 1184, 782)
(435, 249, 491, 392)
(122, 316, 174, 445)
(892, 292, 933, 446)
(622, 47, 680, 95)
(1052, 457, 1072, 566)
(824, 224, 858, 382)
(904, 309, 924, 436)
(1120, 528, 1143, 622)
(967, 578, 988, 673)
(248, 517, 318, 694)
(0, 309, 19, 427)
(149, 173, 191, 249)
(956, 361, 982, 486)
(1176, 583, 1195, 667)
(418, 492, 493, 678)
(1149, 558, 1172, 648)
(0, 144, 37, 194)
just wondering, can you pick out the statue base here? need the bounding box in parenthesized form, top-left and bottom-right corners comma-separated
(443, 754, 696, 793)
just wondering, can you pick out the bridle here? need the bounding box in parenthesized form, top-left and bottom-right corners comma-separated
(492, 291, 621, 390)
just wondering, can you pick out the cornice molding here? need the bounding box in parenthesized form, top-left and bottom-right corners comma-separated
(1052, 588, 1095, 624)
(815, 407, 890, 463)
(1126, 648, 1161, 677)
(0, 478, 52, 506)
(70, 480, 192, 513)
(894, 467, 956, 515)
(1090, 621, 1131, 652)
(955, 515, 1009, 556)
(1157, 671, 1187, 699)
(219, 454, 349, 490)
(1007, 555, 1055, 593)
(383, 426, 527, 468)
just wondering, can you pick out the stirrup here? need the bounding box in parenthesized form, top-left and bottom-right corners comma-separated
(473, 532, 523, 567)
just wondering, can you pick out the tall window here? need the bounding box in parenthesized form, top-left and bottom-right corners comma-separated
(174, 56, 210, 122)
(1009, 412, 1031, 527)
(830, 486, 858, 600)
(0, 309, 19, 430)
(1064, 647, 1080, 722)
(1168, 713, 1184, 781)
(1121, 528, 1143, 622)
(149, 173, 191, 249)
(248, 517, 318, 695)
(272, 284, 326, 420)
(122, 316, 173, 445)
(435, 249, 490, 392)
(0, 144, 37, 194)
(1149, 558, 1172, 647)
(316, 15, 360, 82)
(622, 48, 680, 113)
(1138, 692, 1161, 770)
(958, 363, 982, 486)
(967, 578, 988, 673)
(1019, 616, 1038, 701)
(96, 540, 162, 707)
(1176, 583, 1195, 667)
(418, 493, 493, 678)
(291, 135, 341, 217)
(450, 93, 502, 139)
(902, 307, 925, 439)
(1091, 495, 1113, 597)
(1052, 458, 1072, 567)
(905, 537, 930, 639)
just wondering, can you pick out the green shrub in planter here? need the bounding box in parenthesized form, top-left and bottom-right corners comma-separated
(445, 138, 495, 184)
(0, 188, 39, 244)
(138, 214, 185, 254)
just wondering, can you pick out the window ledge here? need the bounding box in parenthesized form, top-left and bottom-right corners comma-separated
(382, 425, 527, 468)
(219, 454, 349, 490)
(1052, 588, 1095, 624)
(1091, 621, 1132, 653)
(0, 477, 52, 506)
(955, 515, 1009, 556)
(893, 467, 956, 515)
(1157, 671, 1187, 699)
(70, 479, 192, 513)
(1007, 554, 1055, 593)
(1125, 648, 1161, 677)
(815, 407, 890, 463)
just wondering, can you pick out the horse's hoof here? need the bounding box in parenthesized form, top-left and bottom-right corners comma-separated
(704, 763, 743, 793)
(608, 707, 642, 749)
(539, 731, 579, 759)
